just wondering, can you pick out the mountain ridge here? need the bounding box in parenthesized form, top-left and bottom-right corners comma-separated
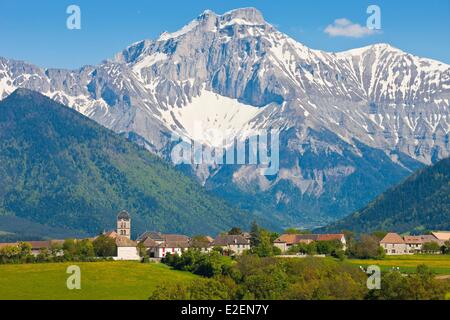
(0, 88, 267, 240)
(0, 7, 448, 227)
(318, 157, 450, 234)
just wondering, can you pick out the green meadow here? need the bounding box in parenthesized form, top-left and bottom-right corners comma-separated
(347, 255, 450, 275)
(0, 261, 198, 300)
(1, 256, 449, 300)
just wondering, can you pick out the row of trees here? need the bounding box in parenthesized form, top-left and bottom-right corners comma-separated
(164, 249, 232, 278)
(0, 235, 117, 264)
(421, 241, 450, 254)
(156, 254, 368, 300)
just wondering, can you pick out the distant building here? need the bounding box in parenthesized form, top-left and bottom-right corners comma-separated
(274, 234, 312, 252)
(103, 230, 118, 239)
(381, 232, 446, 255)
(273, 234, 346, 253)
(403, 235, 443, 253)
(190, 236, 214, 253)
(112, 211, 139, 260)
(115, 236, 140, 261)
(431, 231, 450, 243)
(139, 232, 191, 258)
(204, 236, 214, 244)
(212, 235, 250, 255)
(380, 233, 409, 255)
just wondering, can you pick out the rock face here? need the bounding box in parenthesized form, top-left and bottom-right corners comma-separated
(0, 8, 448, 227)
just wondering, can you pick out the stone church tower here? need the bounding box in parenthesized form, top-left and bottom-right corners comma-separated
(117, 210, 131, 239)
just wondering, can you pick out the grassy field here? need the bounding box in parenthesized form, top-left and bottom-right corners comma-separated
(0, 261, 198, 300)
(347, 255, 450, 275)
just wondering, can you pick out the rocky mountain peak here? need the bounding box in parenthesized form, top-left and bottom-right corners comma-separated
(219, 7, 266, 25)
(0, 7, 449, 228)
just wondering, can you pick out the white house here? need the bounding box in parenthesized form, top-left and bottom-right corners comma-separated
(115, 236, 140, 261)
(380, 233, 410, 255)
(154, 241, 191, 258)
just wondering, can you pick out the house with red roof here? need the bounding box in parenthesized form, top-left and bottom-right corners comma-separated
(381, 232, 445, 255)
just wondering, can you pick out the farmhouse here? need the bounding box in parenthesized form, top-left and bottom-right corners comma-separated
(273, 234, 347, 253)
(380, 233, 409, 255)
(139, 232, 191, 258)
(380, 232, 446, 255)
(212, 235, 250, 255)
(190, 236, 214, 253)
(403, 235, 443, 253)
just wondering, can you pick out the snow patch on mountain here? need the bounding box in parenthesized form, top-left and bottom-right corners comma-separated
(159, 20, 200, 41)
(132, 52, 168, 78)
(159, 90, 266, 146)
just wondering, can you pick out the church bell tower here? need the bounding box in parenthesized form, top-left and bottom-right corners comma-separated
(117, 210, 131, 239)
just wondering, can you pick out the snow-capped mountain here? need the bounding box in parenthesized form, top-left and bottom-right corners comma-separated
(1, 8, 449, 227)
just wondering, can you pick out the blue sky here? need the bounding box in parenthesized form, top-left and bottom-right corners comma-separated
(0, 0, 449, 69)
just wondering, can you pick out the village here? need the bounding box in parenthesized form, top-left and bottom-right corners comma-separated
(1, 210, 450, 261)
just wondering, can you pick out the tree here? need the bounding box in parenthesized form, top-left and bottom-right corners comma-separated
(288, 243, 309, 255)
(243, 266, 288, 300)
(50, 243, 63, 257)
(316, 241, 342, 255)
(36, 248, 51, 262)
(18, 242, 32, 257)
(93, 235, 117, 257)
(368, 265, 448, 300)
(348, 235, 384, 259)
(249, 221, 260, 247)
(193, 251, 225, 277)
(63, 239, 77, 257)
(190, 236, 211, 249)
(228, 227, 242, 235)
(284, 228, 300, 235)
(0, 244, 21, 263)
(305, 242, 317, 256)
(149, 278, 234, 300)
(371, 231, 388, 241)
(422, 242, 441, 254)
(0, 242, 34, 264)
(137, 242, 148, 259)
(343, 230, 355, 243)
(443, 241, 450, 255)
(251, 228, 281, 257)
(283, 259, 367, 300)
(76, 239, 95, 258)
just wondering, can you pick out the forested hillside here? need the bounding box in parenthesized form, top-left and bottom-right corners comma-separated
(0, 89, 265, 240)
(319, 157, 450, 234)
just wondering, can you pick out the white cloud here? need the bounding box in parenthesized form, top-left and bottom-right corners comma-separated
(324, 18, 380, 38)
